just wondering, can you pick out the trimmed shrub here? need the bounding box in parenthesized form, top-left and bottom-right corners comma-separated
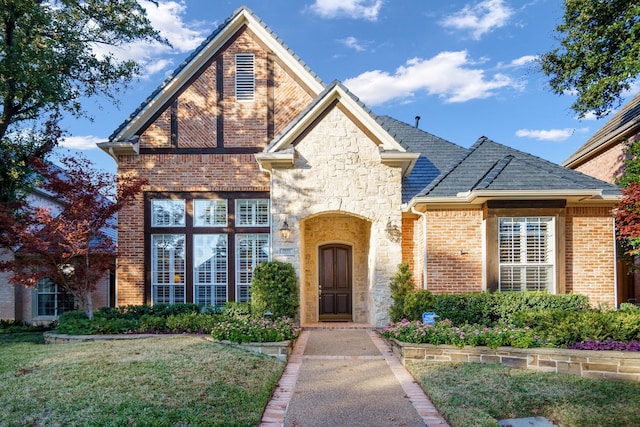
(165, 312, 223, 334)
(224, 302, 252, 319)
(402, 290, 434, 321)
(250, 261, 299, 318)
(389, 262, 416, 322)
(139, 314, 167, 332)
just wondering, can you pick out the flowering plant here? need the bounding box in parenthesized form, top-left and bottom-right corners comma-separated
(568, 339, 640, 351)
(211, 316, 301, 343)
(381, 319, 545, 349)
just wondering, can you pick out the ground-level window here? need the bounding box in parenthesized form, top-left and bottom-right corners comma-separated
(37, 279, 75, 316)
(194, 234, 228, 306)
(236, 234, 269, 302)
(151, 234, 186, 304)
(498, 217, 555, 292)
(147, 193, 269, 307)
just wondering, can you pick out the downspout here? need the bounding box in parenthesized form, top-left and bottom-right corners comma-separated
(613, 216, 619, 308)
(411, 206, 428, 290)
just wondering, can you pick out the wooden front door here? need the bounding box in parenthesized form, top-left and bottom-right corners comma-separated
(319, 244, 352, 321)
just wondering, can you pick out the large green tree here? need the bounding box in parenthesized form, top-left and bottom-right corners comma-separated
(540, 0, 640, 119)
(0, 0, 167, 205)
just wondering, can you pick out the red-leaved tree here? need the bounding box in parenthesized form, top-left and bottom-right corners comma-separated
(0, 155, 146, 319)
(616, 181, 640, 256)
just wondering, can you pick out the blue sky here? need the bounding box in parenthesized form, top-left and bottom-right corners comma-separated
(57, 0, 638, 174)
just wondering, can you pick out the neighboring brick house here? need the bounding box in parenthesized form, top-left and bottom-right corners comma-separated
(563, 92, 640, 304)
(99, 7, 621, 327)
(0, 188, 113, 323)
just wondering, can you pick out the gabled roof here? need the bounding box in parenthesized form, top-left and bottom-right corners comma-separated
(256, 80, 420, 176)
(105, 6, 325, 144)
(375, 116, 467, 203)
(409, 136, 620, 207)
(563, 92, 640, 168)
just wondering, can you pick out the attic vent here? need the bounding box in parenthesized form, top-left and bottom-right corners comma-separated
(235, 53, 255, 102)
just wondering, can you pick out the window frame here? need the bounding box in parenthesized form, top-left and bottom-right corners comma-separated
(498, 216, 555, 293)
(36, 278, 75, 317)
(483, 201, 565, 295)
(145, 192, 270, 306)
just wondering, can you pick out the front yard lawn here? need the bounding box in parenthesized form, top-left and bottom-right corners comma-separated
(0, 333, 284, 426)
(408, 361, 640, 427)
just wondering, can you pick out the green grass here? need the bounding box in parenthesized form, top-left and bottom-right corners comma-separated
(407, 361, 640, 427)
(0, 333, 284, 426)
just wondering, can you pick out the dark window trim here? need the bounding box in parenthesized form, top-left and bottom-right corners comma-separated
(145, 191, 270, 305)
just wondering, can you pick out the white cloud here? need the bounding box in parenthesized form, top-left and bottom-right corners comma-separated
(509, 55, 537, 67)
(440, 0, 514, 40)
(59, 135, 105, 150)
(515, 127, 589, 141)
(343, 50, 520, 106)
(91, 1, 208, 77)
(340, 36, 367, 52)
(309, 0, 383, 21)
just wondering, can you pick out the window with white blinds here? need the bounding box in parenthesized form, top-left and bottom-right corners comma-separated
(193, 234, 228, 307)
(236, 234, 269, 302)
(235, 53, 255, 102)
(498, 217, 555, 292)
(151, 234, 186, 304)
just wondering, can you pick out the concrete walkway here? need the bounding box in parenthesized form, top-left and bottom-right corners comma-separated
(260, 325, 450, 427)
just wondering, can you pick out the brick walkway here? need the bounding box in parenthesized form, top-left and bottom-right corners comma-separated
(260, 326, 450, 426)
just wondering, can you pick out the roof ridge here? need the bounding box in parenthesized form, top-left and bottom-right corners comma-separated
(417, 136, 485, 196)
(474, 155, 514, 190)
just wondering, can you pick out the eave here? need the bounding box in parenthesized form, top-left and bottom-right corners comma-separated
(405, 189, 620, 211)
(97, 139, 139, 162)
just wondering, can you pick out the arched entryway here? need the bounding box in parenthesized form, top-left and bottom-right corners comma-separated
(299, 212, 371, 325)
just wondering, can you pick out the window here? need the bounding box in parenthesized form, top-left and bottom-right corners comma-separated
(236, 199, 269, 226)
(151, 234, 186, 304)
(151, 199, 185, 227)
(236, 234, 269, 302)
(147, 194, 270, 306)
(498, 217, 554, 292)
(235, 53, 255, 102)
(194, 234, 228, 307)
(37, 279, 74, 316)
(194, 199, 227, 227)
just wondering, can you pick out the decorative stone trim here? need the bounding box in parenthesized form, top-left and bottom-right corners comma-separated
(215, 339, 295, 362)
(387, 338, 640, 382)
(44, 332, 162, 344)
(44, 332, 295, 362)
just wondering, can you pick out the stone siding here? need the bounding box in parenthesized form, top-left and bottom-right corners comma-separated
(270, 106, 404, 326)
(389, 339, 640, 382)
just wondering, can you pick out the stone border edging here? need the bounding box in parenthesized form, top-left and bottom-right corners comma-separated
(43, 332, 294, 362)
(387, 338, 640, 382)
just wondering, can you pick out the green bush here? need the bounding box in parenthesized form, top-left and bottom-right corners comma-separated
(224, 302, 252, 319)
(389, 262, 416, 322)
(396, 291, 591, 326)
(402, 290, 434, 321)
(151, 303, 201, 317)
(165, 313, 223, 334)
(250, 261, 299, 318)
(0, 320, 53, 333)
(139, 314, 167, 332)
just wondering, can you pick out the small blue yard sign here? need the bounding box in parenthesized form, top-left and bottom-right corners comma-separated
(422, 312, 438, 325)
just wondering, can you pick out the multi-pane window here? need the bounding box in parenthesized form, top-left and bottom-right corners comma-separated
(37, 278, 75, 316)
(235, 53, 255, 102)
(194, 234, 228, 307)
(151, 234, 186, 304)
(498, 217, 555, 292)
(151, 200, 185, 227)
(148, 195, 269, 306)
(236, 234, 269, 302)
(236, 199, 269, 226)
(194, 199, 227, 227)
